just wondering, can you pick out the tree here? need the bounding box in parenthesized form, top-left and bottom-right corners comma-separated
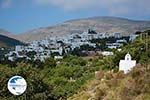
(26, 51, 36, 60)
(44, 57, 56, 68)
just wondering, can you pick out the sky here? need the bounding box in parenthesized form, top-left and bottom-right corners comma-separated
(0, 0, 150, 34)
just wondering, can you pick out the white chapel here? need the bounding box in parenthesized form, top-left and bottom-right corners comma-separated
(119, 53, 136, 73)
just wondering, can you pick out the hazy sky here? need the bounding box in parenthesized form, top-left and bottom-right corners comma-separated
(0, 0, 150, 34)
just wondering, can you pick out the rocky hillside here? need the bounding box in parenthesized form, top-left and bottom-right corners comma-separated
(69, 64, 150, 100)
(0, 29, 19, 40)
(0, 34, 24, 48)
(19, 16, 150, 42)
(0, 29, 11, 36)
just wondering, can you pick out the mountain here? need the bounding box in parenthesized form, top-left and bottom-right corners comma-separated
(0, 29, 11, 36)
(0, 34, 24, 48)
(0, 29, 19, 40)
(19, 16, 150, 42)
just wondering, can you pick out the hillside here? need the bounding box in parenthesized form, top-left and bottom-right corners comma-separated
(69, 64, 150, 100)
(0, 29, 11, 36)
(0, 31, 150, 99)
(0, 34, 24, 48)
(69, 31, 150, 100)
(0, 29, 19, 40)
(19, 16, 150, 42)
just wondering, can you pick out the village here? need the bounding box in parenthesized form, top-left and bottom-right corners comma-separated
(5, 29, 138, 62)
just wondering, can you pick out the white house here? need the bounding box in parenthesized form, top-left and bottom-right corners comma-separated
(107, 43, 123, 49)
(119, 53, 136, 74)
(114, 33, 122, 38)
(129, 34, 138, 41)
(54, 56, 63, 60)
(102, 51, 114, 56)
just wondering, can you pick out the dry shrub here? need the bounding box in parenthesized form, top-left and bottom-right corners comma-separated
(103, 90, 120, 100)
(70, 65, 150, 100)
(113, 71, 125, 79)
(95, 88, 106, 100)
(104, 72, 113, 80)
(95, 71, 104, 80)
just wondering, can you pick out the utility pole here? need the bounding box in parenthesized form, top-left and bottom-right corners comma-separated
(145, 32, 148, 53)
(144, 32, 149, 70)
(140, 32, 143, 41)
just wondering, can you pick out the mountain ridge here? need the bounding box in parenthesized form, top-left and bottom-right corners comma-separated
(0, 28, 21, 41)
(3, 16, 150, 42)
(0, 33, 24, 48)
(66, 16, 150, 23)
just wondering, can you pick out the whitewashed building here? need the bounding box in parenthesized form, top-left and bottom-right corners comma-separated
(102, 51, 114, 56)
(119, 53, 136, 74)
(129, 34, 138, 41)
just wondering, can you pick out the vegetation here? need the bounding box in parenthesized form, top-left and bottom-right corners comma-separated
(0, 55, 107, 100)
(69, 64, 150, 100)
(0, 31, 150, 100)
(0, 34, 24, 48)
(69, 31, 150, 100)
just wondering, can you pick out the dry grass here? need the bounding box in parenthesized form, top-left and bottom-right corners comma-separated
(69, 65, 150, 100)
